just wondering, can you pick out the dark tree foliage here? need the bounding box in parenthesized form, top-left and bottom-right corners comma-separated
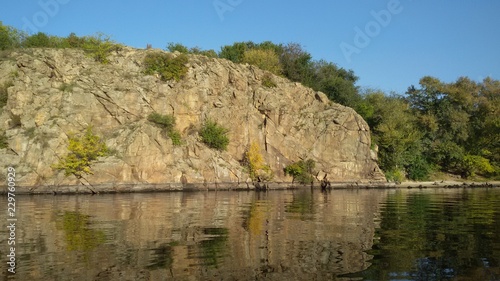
(219, 42, 249, 63)
(284, 159, 316, 184)
(218, 41, 362, 109)
(167, 42, 189, 53)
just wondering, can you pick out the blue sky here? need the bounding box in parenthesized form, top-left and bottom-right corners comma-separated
(1, 0, 499, 94)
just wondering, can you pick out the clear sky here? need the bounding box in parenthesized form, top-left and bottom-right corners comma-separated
(1, 0, 499, 94)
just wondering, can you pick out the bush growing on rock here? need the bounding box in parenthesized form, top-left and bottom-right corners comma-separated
(81, 33, 122, 64)
(147, 112, 182, 145)
(148, 112, 175, 131)
(189, 47, 218, 58)
(284, 159, 316, 184)
(59, 82, 76, 92)
(144, 52, 189, 82)
(242, 49, 282, 75)
(23, 32, 52, 48)
(199, 120, 229, 151)
(244, 141, 273, 181)
(384, 169, 405, 183)
(167, 42, 189, 53)
(66, 32, 86, 48)
(261, 73, 277, 88)
(52, 127, 109, 177)
(0, 80, 12, 109)
(0, 130, 7, 149)
(167, 42, 217, 58)
(0, 21, 24, 50)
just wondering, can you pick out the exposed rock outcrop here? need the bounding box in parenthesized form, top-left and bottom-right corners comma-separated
(0, 47, 385, 190)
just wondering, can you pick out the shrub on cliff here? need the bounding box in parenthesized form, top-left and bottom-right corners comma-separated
(147, 112, 182, 145)
(0, 21, 23, 50)
(52, 127, 109, 177)
(0, 130, 7, 149)
(261, 73, 277, 88)
(284, 159, 316, 184)
(244, 141, 273, 181)
(0, 80, 12, 109)
(23, 32, 52, 47)
(144, 52, 189, 82)
(81, 33, 122, 64)
(167, 42, 217, 58)
(148, 112, 175, 130)
(167, 42, 189, 53)
(242, 49, 282, 75)
(199, 120, 229, 151)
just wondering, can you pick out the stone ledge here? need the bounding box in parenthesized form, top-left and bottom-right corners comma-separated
(1, 181, 499, 195)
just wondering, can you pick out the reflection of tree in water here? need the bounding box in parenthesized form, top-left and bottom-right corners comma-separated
(242, 201, 268, 235)
(56, 211, 106, 252)
(199, 227, 228, 268)
(285, 190, 315, 220)
(146, 242, 175, 270)
(359, 190, 500, 281)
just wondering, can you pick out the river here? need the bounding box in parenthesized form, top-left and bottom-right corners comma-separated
(1, 188, 499, 280)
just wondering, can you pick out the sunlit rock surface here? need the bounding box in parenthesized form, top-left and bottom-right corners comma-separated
(0, 48, 385, 189)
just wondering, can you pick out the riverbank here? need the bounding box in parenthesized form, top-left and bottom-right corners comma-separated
(2, 180, 499, 195)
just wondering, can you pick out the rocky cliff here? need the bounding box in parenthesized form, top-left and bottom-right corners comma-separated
(0, 47, 385, 190)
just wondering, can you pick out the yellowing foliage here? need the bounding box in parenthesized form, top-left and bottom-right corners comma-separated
(246, 141, 273, 181)
(52, 127, 109, 177)
(242, 49, 282, 76)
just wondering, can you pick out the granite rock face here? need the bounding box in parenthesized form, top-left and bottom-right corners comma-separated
(0, 47, 385, 189)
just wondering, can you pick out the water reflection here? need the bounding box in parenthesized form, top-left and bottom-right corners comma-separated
(56, 211, 106, 252)
(355, 188, 500, 281)
(146, 242, 174, 270)
(1, 188, 498, 280)
(285, 190, 315, 219)
(197, 227, 228, 268)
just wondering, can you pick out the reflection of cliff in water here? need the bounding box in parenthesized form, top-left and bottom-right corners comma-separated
(1, 189, 387, 280)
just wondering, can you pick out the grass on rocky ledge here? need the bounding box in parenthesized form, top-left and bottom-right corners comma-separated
(147, 112, 183, 145)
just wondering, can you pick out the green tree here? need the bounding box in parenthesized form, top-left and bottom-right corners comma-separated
(0, 22, 24, 50)
(312, 60, 361, 108)
(469, 77, 500, 169)
(23, 32, 51, 47)
(167, 42, 189, 53)
(189, 46, 218, 58)
(278, 43, 313, 84)
(405, 76, 500, 178)
(359, 90, 429, 180)
(219, 42, 249, 63)
(65, 32, 85, 48)
(284, 159, 316, 184)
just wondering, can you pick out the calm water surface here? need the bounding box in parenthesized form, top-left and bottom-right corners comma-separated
(1, 188, 499, 280)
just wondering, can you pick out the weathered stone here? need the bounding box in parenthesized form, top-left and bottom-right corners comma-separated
(0, 48, 385, 189)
